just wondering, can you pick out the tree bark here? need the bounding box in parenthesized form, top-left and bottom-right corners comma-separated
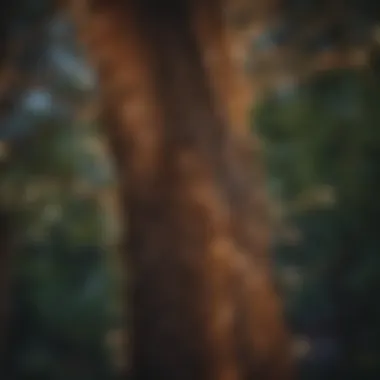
(71, 1, 292, 380)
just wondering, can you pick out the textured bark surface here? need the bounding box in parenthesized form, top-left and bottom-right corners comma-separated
(72, 1, 292, 379)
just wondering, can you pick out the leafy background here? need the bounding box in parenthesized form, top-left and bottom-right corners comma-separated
(1, 1, 380, 379)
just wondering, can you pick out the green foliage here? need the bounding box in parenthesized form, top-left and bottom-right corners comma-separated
(2, 118, 121, 378)
(256, 68, 380, 379)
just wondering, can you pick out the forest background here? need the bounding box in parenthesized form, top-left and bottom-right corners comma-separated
(1, 1, 380, 379)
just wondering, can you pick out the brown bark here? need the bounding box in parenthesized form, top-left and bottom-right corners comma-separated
(70, 1, 292, 380)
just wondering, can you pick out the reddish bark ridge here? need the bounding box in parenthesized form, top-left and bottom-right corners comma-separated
(71, 1, 293, 380)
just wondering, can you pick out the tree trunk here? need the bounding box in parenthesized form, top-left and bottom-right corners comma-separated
(71, 1, 292, 379)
